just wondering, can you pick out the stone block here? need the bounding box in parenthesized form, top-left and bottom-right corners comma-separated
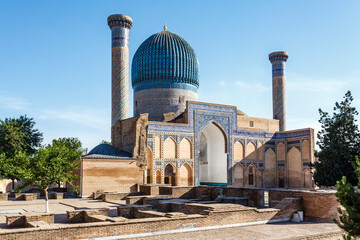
(49, 192, 63, 199)
(0, 193, 8, 201)
(14, 193, 34, 201)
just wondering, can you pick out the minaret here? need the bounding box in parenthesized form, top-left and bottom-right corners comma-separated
(108, 14, 133, 126)
(269, 51, 288, 131)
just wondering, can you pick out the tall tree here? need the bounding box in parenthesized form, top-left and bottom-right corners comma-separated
(335, 156, 360, 239)
(0, 116, 43, 189)
(19, 137, 83, 212)
(311, 91, 360, 186)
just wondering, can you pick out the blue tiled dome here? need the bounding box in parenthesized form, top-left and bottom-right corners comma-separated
(131, 31, 199, 91)
(85, 144, 132, 159)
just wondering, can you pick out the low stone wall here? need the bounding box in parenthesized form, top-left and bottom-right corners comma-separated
(0, 201, 298, 239)
(117, 204, 152, 218)
(268, 189, 338, 222)
(102, 192, 128, 201)
(49, 192, 63, 199)
(159, 186, 195, 199)
(0, 193, 9, 201)
(14, 193, 35, 201)
(67, 208, 109, 223)
(6, 212, 54, 228)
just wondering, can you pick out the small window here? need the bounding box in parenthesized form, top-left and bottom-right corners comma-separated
(135, 101, 138, 107)
(249, 121, 254, 127)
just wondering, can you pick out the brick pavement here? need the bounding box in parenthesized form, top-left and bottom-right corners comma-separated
(132, 222, 343, 240)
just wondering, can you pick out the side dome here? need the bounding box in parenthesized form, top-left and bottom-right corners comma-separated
(85, 144, 132, 159)
(132, 31, 199, 91)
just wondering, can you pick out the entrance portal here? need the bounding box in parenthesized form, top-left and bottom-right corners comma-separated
(199, 122, 227, 185)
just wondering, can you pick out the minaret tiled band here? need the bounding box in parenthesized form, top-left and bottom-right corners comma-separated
(108, 14, 133, 126)
(269, 51, 288, 132)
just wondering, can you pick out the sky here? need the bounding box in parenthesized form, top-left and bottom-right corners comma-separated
(1, 0, 360, 151)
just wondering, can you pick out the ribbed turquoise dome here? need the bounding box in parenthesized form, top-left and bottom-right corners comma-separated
(131, 31, 199, 91)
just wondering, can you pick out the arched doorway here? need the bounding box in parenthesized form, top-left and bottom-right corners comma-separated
(199, 122, 228, 185)
(179, 163, 193, 186)
(164, 163, 177, 186)
(146, 147, 153, 184)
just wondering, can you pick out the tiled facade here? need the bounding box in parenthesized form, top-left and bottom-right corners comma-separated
(146, 101, 315, 188)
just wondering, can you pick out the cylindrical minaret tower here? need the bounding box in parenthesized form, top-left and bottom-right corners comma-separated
(269, 51, 288, 131)
(108, 14, 133, 126)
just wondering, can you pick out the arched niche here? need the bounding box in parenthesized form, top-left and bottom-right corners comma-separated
(246, 142, 257, 160)
(179, 138, 192, 159)
(164, 137, 177, 159)
(287, 147, 302, 188)
(164, 163, 177, 186)
(233, 141, 245, 162)
(265, 148, 276, 187)
(179, 163, 193, 186)
(232, 163, 244, 187)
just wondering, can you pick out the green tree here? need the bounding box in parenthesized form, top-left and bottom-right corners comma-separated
(335, 156, 360, 239)
(0, 116, 43, 189)
(100, 140, 111, 145)
(311, 91, 360, 187)
(19, 137, 83, 212)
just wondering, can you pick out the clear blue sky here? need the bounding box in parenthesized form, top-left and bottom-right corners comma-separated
(1, 0, 360, 151)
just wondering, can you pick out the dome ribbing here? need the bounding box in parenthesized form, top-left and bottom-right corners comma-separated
(131, 31, 199, 90)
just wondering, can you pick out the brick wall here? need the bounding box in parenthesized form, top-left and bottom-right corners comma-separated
(81, 158, 143, 197)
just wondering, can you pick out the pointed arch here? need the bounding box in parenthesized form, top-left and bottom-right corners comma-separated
(146, 147, 153, 184)
(179, 137, 192, 159)
(200, 120, 228, 153)
(199, 122, 228, 184)
(258, 142, 264, 161)
(164, 137, 177, 159)
(179, 163, 193, 186)
(232, 163, 245, 187)
(288, 147, 302, 188)
(277, 142, 285, 161)
(233, 140, 245, 162)
(265, 148, 276, 187)
(302, 140, 310, 160)
(155, 136, 161, 159)
(164, 163, 177, 186)
(246, 142, 257, 160)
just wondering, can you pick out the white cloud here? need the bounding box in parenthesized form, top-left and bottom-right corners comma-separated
(0, 96, 31, 110)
